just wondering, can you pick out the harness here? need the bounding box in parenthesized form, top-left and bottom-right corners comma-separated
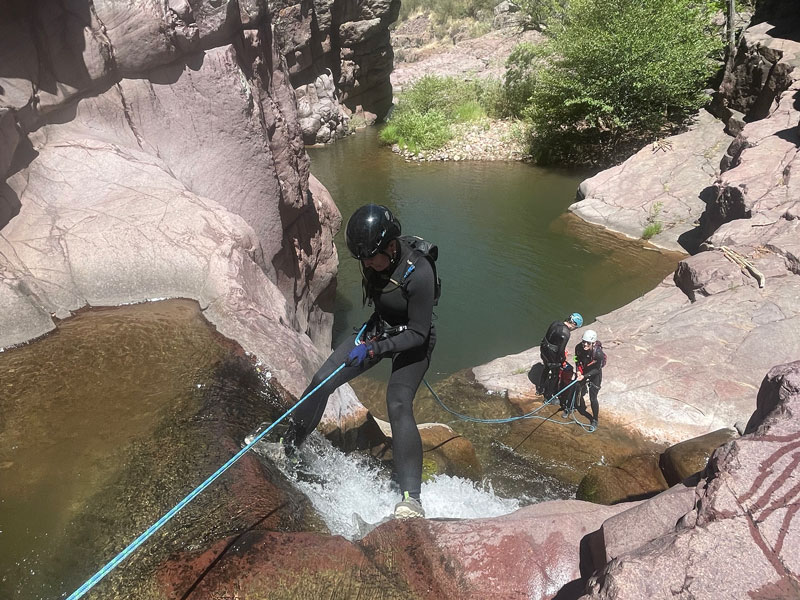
(361, 242, 438, 307)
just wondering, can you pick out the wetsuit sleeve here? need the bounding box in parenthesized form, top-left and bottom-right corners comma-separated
(372, 258, 435, 355)
(582, 348, 605, 378)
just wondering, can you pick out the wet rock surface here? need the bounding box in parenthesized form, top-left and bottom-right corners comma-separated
(158, 500, 632, 600)
(576, 454, 668, 506)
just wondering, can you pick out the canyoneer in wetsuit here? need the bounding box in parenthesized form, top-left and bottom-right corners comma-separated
(574, 329, 605, 430)
(283, 204, 436, 519)
(538, 312, 582, 407)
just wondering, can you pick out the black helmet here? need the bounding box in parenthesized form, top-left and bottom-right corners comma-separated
(345, 204, 401, 260)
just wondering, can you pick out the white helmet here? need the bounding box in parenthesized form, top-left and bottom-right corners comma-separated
(582, 330, 597, 343)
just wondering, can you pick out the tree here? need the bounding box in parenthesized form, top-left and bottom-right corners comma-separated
(516, 0, 723, 164)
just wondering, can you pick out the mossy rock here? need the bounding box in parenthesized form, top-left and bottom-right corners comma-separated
(577, 453, 668, 505)
(659, 428, 739, 486)
(419, 422, 483, 480)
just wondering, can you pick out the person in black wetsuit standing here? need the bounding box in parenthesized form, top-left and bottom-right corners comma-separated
(283, 204, 436, 520)
(538, 312, 582, 406)
(575, 329, 605, 430)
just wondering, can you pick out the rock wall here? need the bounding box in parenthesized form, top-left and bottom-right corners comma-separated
(271, 0, 400, 144)
(0, 0, 361, 415)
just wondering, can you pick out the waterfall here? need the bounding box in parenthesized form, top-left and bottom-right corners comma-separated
(253, 434, 520, 540)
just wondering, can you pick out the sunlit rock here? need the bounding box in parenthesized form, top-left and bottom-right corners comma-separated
(582, 360, 800, 599)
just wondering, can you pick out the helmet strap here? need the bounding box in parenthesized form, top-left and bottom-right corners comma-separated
(380, 240, 400, 266)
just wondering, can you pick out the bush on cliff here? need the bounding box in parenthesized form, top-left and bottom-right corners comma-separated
(507, 0, 723, 165)
(380, 75, 501, 154)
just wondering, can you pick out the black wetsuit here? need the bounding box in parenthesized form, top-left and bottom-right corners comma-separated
(575, 342, 605, 423)
(290, 238, 436, 499)
(539, 321, 571, 402)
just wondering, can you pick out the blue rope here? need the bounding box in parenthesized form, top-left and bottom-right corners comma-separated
(424, 377, 581, 424)
(354, 323, 367, 345)
(425, 376, 598, 432)
(66, 361, 347, 600)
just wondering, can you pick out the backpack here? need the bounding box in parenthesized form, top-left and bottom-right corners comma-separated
(593, 340, 607, 368)
(401, 235, 441, 306)
(362, 235, 441, 306)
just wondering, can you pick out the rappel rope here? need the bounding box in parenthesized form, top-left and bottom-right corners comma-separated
(424, 377, 597, 432)
(65, 361, 348, 600)
(355, 322, 596, 431)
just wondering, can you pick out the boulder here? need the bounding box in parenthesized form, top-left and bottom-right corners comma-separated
(717, 19, 800, 122)
(577, 454, 668, 505)
(598, 484, 696, 563)
(659, 427, 739, 486)
(571, 110, 730, 253)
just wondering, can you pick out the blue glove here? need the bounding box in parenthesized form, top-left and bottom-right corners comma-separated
(347, 343, 372, 367)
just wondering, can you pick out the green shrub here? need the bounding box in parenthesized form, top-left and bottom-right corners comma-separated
(472, 78, 506, 119)
(503, 42, 547, 118)
(379, 109, 452, 153)
(641, 200, 664, 239)
(521, 0, 723, 164)
(381, 75, 498, 152)
(453, 99, 485, 122)
(642, 222, 663, 240)
(398, 75, 464, 116)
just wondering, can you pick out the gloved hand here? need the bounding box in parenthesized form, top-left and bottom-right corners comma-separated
(347, 342, 372, 367)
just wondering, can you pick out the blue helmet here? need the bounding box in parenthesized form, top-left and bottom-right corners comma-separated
(569, 312, 583, 328)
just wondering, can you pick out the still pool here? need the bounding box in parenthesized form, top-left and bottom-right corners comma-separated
(307, 128, 684, 381)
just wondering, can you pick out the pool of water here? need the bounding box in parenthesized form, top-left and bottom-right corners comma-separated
(0, 300, 232, 600)
(308, 128, 684, 381)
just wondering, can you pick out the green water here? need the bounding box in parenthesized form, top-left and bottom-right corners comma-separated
(308, 128, 684, 379)
(0, 300, 232, 600)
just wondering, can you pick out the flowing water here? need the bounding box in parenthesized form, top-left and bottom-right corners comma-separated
(252, 435, 520, 540)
